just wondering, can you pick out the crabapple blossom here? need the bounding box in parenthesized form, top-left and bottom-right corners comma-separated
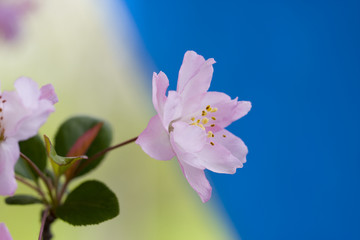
(0, 77, 57, 196)
(136, 51, 251, 202)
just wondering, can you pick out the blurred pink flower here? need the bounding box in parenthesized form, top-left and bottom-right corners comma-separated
(0, 1, 33, 41)
(0, 223, 12, 240)
(136, 51, 251, 202)
(0, 77, 58, 196)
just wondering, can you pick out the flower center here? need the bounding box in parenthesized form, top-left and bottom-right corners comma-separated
(0, 95, 6, 142)
(189, 105, 226, 146)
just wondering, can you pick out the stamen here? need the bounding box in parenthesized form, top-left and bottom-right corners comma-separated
(191, 117, 195, 121)
(202, 117, 209, 124)
(207, 131, 214, 138)
(210, 108, 218, 112)
(206, 105, 211, 111)
(223, 135, 227, 138)
(210, 124, 215, 127)
(198, 124, 205, 130)
(211, 116, 216, 120)
(202, 110, 207, 116)
(210, 142, 215, 146)
(197, 119, 200, 124)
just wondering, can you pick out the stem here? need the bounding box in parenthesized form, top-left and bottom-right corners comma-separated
(39, 208, 49, 240)
(74, 136, 138, 178)
(57, 136, 138, 202)
(15, 175, 47, 203)
(20, 152, 56, 206)
(40, 210, 56, 240)
(20, 153, 53, 189)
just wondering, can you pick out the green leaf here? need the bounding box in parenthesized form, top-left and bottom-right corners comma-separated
(5, 194, 42, 205)
(44, 135, 87, 177)
(15, 135, 47, 180)
(57, 180, 119, 226)
(54, 116, 112, 178)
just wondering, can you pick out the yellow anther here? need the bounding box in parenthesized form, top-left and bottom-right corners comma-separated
(202, 110, 207, 116)
(202, 117, 209, 124)
(199, 124, 205, 130)
(197, 119, 200, 124)
(191, 117, 195, 121)
(223, 135, 227, 138)
(210, 124, 215, 127)
(210, 108, 218, 113)
(207, 131, 214, 138)
(190, 122, 197, 126)
(206, 105, 211, 110)
(211, 116, 216, 120)
(210, 142, 215, 146)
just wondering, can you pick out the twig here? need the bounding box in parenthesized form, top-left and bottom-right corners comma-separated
(15, 175, 47, 203)
(39, 208, 49, 240)
(74, 136, 138, 176)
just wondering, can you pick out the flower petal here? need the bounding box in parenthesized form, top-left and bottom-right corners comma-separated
(200, 92, 251, 129)
(171, 121, 206, 153)
(177, 51, 215, 100)
(178, 160, 212, 203)
(196, 143, 243, 173)
(152, 71, 169, 117)
(0, 223, 12, 240)
(13, 77, 41, 109)
(136, 114, 175, 160)
(233, 100, 252, 121)
(9, 100, 54, 141)
(162, 90, 182, 129)
(213, 129, 248, 164)
(40, 84, 58, 104)
(2, 78, 56, 141)
(0, 138, 19, 196)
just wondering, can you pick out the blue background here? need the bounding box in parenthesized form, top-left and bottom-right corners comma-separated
(120, 0, 360, 239)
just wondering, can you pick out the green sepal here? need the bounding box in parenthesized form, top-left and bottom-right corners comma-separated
(44, 135, 87, 177)
(5, 194, 43, 205)
(57, 180, 119, 226)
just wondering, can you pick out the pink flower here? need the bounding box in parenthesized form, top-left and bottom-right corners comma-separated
(0, 223, 12, 240)
(136, 51, 251, 202)
(0, 77, 58, 196)
(0, 1, 33, 41)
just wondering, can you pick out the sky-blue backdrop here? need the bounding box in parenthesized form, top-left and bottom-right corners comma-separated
(120, 0, 360, 239)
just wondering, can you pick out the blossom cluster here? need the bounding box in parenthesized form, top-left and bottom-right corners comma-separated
(0, 51, 251, 239)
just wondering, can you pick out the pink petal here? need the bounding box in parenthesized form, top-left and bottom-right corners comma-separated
(13, 77, 40, 109)
(0, 223, 12, 240)
(136, 114, 175, 161)
(40, 84, 58, 104)
(171, 121, 206, 153)
(233, 100, 252, 121)
(0, 138, 19, 196)
(1, 91, 25, 138)
(178, 160, 212, 203)
(200, 92, 251, 129)
(213, 129, 248, 163)
(162, 90, 182, 129)
(195, 143, 243, 173)
(177, 51, 216, 101)
(10, 100, 54, 141)
(152, 71, 169, 117)
(2, 78, 56, 141)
